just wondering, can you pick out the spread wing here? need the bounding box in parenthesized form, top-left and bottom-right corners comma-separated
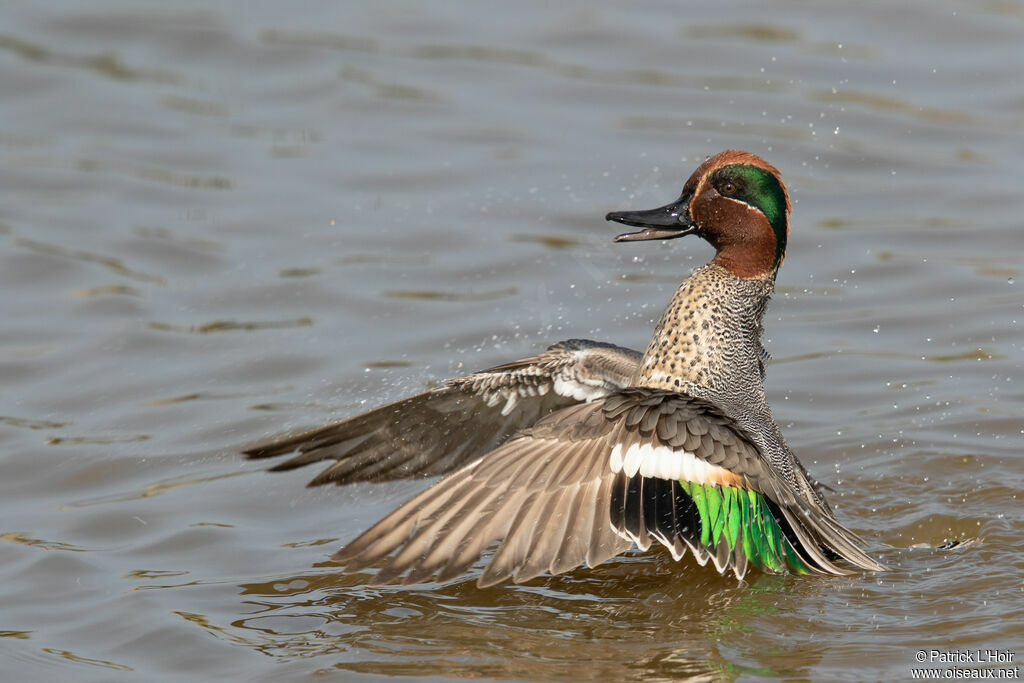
(332, 388, 886, 586)
(242, 340, 641, 486)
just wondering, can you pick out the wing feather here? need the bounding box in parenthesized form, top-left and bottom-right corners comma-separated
(244, 340, 641, 486)
(330, 388, 884, 586)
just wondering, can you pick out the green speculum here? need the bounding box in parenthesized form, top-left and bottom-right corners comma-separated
(677, 480, 811, 575)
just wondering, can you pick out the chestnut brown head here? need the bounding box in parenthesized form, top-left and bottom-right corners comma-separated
(607, 150, 791, 278)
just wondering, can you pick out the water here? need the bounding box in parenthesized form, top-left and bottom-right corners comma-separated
(1, 1, 1022, 680)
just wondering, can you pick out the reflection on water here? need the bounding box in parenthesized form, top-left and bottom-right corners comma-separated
(381, 288, 518, 302)
(147, 317, 314, 334)
(13, 237, 165, 284)
(229, 555, 791, 680)
(0, 33, 181, 84)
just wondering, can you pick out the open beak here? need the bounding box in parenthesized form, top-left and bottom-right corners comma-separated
(606, 196, 697, 242)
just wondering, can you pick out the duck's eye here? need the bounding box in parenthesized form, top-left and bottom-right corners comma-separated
(719, 181, 737, 196)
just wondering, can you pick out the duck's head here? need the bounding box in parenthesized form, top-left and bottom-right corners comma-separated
(606, 150, 791, 278)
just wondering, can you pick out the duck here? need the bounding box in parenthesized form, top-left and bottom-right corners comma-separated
(244, 149, 886, 585)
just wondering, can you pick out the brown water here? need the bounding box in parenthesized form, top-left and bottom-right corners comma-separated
(1, 2, 1022, 681)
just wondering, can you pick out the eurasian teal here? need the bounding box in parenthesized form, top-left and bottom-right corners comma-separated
(245, 150, 886, 585)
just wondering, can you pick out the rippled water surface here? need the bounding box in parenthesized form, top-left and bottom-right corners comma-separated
(1, 1, 1022, 680)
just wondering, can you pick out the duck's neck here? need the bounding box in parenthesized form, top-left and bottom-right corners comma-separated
(634, 263, 775, 413)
